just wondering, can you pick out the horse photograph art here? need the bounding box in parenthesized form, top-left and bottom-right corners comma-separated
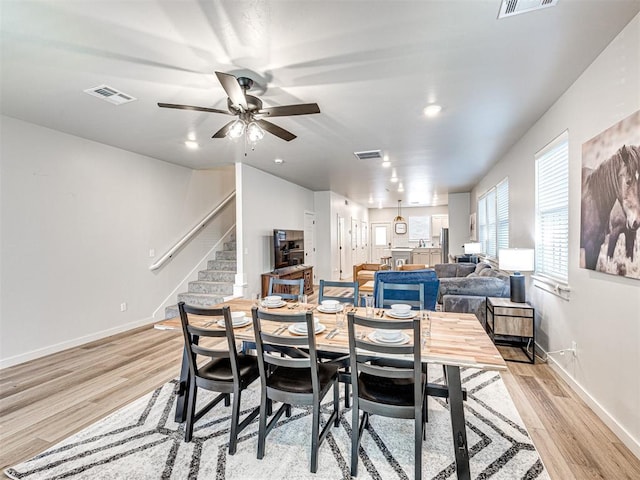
(580, 110, 640, 279)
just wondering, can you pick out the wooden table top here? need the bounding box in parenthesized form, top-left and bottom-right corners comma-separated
(155, 298, 506, 371)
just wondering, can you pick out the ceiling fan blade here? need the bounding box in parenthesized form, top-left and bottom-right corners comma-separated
(256, 120, 297, 142)
(212, 120, 236, 138)
(258, 103, 320, 117)
(215, 71, 247, 111)
(157, 103, 231, 115)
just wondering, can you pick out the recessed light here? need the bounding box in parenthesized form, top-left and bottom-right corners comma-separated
(184, 140, 199, 149)
(423, 104, 442, 117)
(390, 177, 398, 183)
(274, 158, 284, 164)
(398, 183, 404, 193)
(382, 161, 391, 168)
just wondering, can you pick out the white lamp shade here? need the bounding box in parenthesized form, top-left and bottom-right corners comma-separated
(463, 242, 482, 254)
(499, 248, 535, 272)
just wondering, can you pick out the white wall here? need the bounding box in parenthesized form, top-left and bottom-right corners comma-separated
(368, 205, 449, 248)
(471, 15, 640, 456)
(0, 116, 235, 367)
(448, 193, 471, 257)
(237, 164, 315, 298)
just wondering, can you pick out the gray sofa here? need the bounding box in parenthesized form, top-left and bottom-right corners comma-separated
(434, 262, 510, 326)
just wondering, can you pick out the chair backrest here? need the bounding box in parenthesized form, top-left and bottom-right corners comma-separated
(268, 277, 305, 301)
(377, 281, 425, 310)
(318, 279, 359, 305)
(373, 269, 440, 311)
(251, 306, 322, 394)
(346, 311, 422, 416)
(178, 302, 241, 384)
(399, 264, 427, 271)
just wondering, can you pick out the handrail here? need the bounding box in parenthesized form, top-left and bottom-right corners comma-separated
(149, 191, 236, 271)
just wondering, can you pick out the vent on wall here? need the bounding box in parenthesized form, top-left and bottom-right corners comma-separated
(83, 85, 137, 105)
(354, 150, 383, 160)
(498, 0, 558, 18)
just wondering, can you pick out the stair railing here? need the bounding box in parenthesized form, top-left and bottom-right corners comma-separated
(149, 190, 236, 271)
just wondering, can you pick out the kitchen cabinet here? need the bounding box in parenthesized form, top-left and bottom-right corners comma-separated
(431, 215, 449, 237)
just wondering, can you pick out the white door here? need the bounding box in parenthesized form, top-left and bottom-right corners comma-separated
(371, 222, 392, 263)
(304, 211, 316, 281)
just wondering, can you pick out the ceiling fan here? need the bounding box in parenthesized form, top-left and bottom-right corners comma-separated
(158, 71, 320, 142)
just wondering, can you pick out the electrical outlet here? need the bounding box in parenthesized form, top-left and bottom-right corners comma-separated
(571, 341, 577, 355)
(120, 302, 127, 312)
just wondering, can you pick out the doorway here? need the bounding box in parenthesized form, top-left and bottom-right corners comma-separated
(370, 222, 391, 263)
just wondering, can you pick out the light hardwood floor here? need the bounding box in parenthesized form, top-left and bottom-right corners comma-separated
(1, 308, 639, 479)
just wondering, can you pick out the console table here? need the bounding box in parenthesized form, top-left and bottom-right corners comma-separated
(261, 265, 314, 297)
(486, 296, 535, 364)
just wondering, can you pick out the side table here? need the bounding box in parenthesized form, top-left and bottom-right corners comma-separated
(486, 297, 535, 364)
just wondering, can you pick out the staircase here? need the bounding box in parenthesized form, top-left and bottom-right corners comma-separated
(164, 238, 237, 319)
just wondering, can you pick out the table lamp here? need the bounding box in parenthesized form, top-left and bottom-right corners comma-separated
(499, 248, 534, 303)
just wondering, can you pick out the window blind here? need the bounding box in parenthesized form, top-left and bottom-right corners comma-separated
(535, 132, 569, 283)
(496, 179, 509, 253)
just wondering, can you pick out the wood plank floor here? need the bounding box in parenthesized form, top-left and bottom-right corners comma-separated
(1, 309, 639, 479)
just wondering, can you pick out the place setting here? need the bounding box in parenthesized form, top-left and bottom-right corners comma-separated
(259, 295, 287, 309)
(316, 299, 345, 313)
(384, 303, 418, 319)
(288, 317, 326, 336)
(215, 311, 251, 328)
(367, 328, 410, 345)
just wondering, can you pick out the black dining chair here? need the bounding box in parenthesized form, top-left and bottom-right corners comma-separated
(267, 277, 305, 301)
(178, 302, 260, 454)
(318, 279, 359, 305)
(347, 311, 426, 480)
(317, 279, 359, 408)
(251, 306, 340, 473)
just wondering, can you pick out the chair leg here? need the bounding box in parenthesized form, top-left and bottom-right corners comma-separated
(310, 401, 320, 473)
(351, 404, 360, 476)
(415, 414, 423, 480)
(184, 382, 197, 442)
(333, 380, 340, 427)
(344, 367, 351, 408)
(224, 394, 231, 407)
(257, 391, 269, 460)
(285, 404, 291, 417)
(228, 391, 241, 455)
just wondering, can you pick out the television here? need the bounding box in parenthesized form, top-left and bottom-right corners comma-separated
(273, 229, 305, 270)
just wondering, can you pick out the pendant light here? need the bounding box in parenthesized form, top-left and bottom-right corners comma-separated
(394, 200, 405, 222)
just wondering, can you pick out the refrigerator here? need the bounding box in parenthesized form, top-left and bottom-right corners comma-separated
(440, 228, 449, 263)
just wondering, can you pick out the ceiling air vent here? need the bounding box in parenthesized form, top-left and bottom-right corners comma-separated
(354, 150, 383, 161)
(498, 0, 558, 18)
(83, 85, 137, 105)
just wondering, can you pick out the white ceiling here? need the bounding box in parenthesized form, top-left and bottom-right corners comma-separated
(2, 0, 639, 208)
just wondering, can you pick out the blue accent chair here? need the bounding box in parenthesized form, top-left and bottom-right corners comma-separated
(372, 269, 440, 311)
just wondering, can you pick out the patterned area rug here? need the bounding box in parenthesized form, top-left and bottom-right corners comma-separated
(5, 368, 550, 480)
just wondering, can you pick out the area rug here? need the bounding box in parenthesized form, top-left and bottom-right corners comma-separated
(5, 368, 550, 479)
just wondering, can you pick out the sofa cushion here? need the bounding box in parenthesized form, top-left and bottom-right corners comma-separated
(474, 262, 491, 274)
(437, 275, 510, 303)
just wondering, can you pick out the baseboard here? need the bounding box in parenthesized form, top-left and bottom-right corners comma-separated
(541, 345, 640, 459)
(0, 316, 155, 369)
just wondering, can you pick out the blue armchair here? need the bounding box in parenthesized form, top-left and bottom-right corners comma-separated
(372, 269, 440, 311)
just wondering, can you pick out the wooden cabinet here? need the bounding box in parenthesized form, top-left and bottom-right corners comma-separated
(411, 248, 442, 267)
(261, 265, 314, 297)
(486, 297, 535, 363)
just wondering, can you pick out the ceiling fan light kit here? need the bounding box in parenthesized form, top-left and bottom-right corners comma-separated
(158, 71, 320, 148)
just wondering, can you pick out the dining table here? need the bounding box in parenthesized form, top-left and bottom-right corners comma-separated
(155, 297, 506, 480)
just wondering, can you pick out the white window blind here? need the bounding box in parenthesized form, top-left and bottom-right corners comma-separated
(535, 132, 569, 283)
(477, 177, 509, 258)
(497, 179, 509, 253)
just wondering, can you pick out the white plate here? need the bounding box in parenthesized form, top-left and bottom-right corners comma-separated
(288, 323, 326, 335)
(385, 310, 418, 319)
(317, 304, 344, 313)
(217, 317, 251, 328)
(261, 300, 286, 308)
(368, 331, 410, 345)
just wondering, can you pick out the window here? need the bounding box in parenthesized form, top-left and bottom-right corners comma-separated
(535, 132, 569, 284)
(477, 178, 509, 258)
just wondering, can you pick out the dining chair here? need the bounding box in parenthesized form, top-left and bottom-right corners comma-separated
(178, 302, 260, 454)
(373, 270, 440, 311)
(317, 279, 359, 408)
(318, 279, 359, 305)
(251, 306, 340, 473)
(267, 277, 305, 301)
(347, 311, 426, 480)
(377, 281, 425, 310)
